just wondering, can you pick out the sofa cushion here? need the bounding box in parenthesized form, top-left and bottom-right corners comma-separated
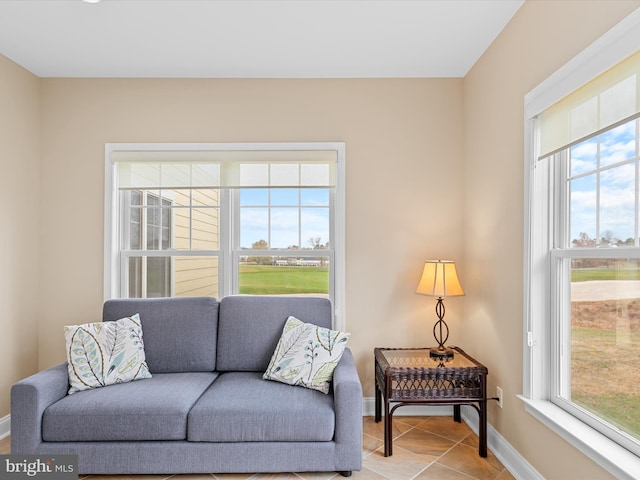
(188, 371, 335, 442)
(103, 297, 218, 373)
(64, 314, 152, 394)
(216, 295, 332, 372)
(263, 316, 350, 394)
(43, 372, 218, 442)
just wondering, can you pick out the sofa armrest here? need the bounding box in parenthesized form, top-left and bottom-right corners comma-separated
(332, 348, 363, 470)
(11, 362, 69, 453)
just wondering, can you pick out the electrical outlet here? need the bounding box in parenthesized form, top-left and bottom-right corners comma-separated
(496, 386, 503, 408)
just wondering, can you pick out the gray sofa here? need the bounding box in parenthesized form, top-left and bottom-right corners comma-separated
(11, 295, 362, 476)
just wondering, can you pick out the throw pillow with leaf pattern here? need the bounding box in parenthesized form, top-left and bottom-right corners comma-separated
(263, 316, 350, 394)
(64, 314, 151, 394)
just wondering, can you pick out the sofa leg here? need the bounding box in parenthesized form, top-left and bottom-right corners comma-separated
(338, 472, 352, 477)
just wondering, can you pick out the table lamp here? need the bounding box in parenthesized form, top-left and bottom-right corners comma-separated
(416, 260, 465, 360)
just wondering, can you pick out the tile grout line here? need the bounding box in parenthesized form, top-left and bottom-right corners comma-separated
(396, 422, 448, 480)
(405, 423, 460, 480)
(427, 433, 505, 480)
(364, 422, 418, 480)
(360, 432, 401, 480)
(395, 421, 485, 480)
(433, 436, 484, 480)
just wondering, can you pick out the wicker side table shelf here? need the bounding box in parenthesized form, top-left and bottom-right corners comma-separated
(374, 347, 489, 457)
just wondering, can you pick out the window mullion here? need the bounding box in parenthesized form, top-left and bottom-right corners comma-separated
(158, 188, 163, 250)
(223, 189, 235, 297)
(120, 251, 128, 298)
(298, 188, 302, 249)
(121, 250, 219, 256)
(551, 254, 571, 403)
(141, 194, 148, 297)
(554, 151, 570, 403)
(636, 119, 639, 247)
(268, 188, 272, 249)
(189, 188, 193, 251)
(596, 137, 601, 246)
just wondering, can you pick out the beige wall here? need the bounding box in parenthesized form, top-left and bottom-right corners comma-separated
(0, 54, 41, 416)
(5, 1, 639, 477)
(462, 1, 640, 479)
(37, 78, 465, 392)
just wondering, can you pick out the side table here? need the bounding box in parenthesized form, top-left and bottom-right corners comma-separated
(374, 347, 488, 457)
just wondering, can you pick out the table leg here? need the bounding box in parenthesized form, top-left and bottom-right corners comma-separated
(384, 399, 392, 456)
(479, 400, 487, 457)
(453, 405, 461, 423)
(375, 380, 381, 423)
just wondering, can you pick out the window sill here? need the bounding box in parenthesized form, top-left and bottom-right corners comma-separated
(518, 396, 640, 480)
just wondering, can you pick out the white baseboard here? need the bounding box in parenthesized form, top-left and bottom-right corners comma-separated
(458, 405, 544, 480)
(0, 414, 9, 440)
(363, 397, 543, 480)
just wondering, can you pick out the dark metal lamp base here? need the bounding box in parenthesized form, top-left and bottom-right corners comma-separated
(429, 347, 455, 360)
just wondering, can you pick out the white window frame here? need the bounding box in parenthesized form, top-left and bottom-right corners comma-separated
(104, 142, 346, 330)
(521, 9, 640, 479)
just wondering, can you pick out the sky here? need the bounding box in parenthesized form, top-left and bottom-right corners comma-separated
(240, 188, 330, 249)
(570, 120, 637, 245)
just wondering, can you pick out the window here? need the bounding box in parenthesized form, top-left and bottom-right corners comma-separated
(523, 9, 640, 477)
(124, 191, 174, 297)
(237, 187, 331, 295)
(105, 143, 345, 328)
(117, 167, 222, 299)
(543, 118, 640, 453)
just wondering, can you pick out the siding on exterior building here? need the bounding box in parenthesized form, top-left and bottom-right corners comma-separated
(172, 188, 220, 297)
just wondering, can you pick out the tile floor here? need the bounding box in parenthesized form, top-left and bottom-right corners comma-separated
(0, 416, 515, 480)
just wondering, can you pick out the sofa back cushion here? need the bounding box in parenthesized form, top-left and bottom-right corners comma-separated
(103, 297, 219, 373)
(216, 295, 332, 372)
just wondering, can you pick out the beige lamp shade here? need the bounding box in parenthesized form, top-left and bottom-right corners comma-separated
(416, 260, 465, 298)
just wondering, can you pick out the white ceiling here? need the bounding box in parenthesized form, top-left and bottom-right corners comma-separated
(0, 0, 524, 78)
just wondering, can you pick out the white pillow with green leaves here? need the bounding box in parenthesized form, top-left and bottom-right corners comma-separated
(65, 314, 151, 394)
(263, 316, 350, 394)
